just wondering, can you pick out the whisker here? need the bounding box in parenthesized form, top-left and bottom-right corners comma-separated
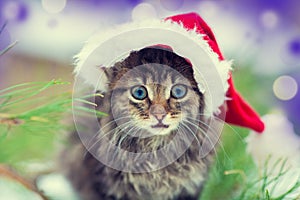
(83, 120, 133, 158)
(84, 126, 122, 159)
(193, 113, 247, 140)
(86, 119, 127, 151)
(111, 120, 144, 161)
(99, 116, 133, 134)
(184, 117, 230, 164)
(184, 120, 215, 152)
(127, 126, 143, 150)
(179, 122, 202, 157)
(185, 116, 224, 140)
(116, 122, 140, 148)
(111, 125, 138, 161)
(84, 116, 132, 148)
(183, 119, 221, 152)
(186, 115, 245, 149)
(100, 122, 135, 162)
(183, 119, 223, 165)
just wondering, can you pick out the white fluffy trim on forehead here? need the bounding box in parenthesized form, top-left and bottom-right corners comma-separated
(74, 19, 232, 116)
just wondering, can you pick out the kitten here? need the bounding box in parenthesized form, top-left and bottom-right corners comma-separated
(63, 47, 218, 200)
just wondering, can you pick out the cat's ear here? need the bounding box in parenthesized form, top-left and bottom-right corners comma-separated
(101, 66, 114, 80)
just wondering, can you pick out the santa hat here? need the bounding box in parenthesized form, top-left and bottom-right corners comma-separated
(74, 12, 265, 133)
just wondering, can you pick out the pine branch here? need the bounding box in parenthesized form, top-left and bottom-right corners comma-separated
(0, 165, 49, 200)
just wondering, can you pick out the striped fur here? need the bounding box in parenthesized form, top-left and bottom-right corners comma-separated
(63, 48, 217, 200)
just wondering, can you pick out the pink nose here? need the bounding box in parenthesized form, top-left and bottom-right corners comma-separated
(150, 104, 167, 121)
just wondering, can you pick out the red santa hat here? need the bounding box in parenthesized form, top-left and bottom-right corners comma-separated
(74, 12, 265, 133)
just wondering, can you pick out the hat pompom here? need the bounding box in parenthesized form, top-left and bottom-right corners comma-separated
(246, 113, 300, 198)
(247, 114, 300, 167)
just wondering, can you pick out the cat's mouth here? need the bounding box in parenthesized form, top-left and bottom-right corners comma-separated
(151, 123, 169, 129)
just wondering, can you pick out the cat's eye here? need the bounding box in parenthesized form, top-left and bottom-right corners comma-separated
(131, 85, 148, 100)
(171, 84, 187, 99)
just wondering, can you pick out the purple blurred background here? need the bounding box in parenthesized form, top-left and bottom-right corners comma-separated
(0, 0, 299, 66)
(0, 0, 300, 134)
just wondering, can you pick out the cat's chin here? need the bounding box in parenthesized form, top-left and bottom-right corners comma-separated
(151, 124, 169, 129)
(150, 128, 171, 136)
(147, 124, 177, 136)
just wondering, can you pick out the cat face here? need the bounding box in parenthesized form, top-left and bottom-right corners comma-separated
(108, 64, 201, 136)
(105, 48, 204, 137)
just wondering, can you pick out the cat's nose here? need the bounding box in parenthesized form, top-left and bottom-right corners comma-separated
(150, 104, 167, 121)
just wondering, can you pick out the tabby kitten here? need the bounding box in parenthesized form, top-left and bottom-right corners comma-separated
(64, 47, 218, 200)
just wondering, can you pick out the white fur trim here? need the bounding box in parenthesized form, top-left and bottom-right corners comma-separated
(74, 19, 232, 115)
(247, 114, 300, 168)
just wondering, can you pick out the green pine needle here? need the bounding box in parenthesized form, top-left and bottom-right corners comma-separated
(0, 80, 106, 167)
(0, 40, 18, 56)
(0, 21, 18, 56)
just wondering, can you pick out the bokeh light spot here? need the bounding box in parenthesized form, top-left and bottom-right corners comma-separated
(2, 1, 28, 21)
(42, 0, 67, 14)
(131, 3, 157, 21)
(160, 0, 183, 11)
(17, 3, 28, 21)
(198, 1, 218, 18)
(273, 75, 298, 100)
(288, 38, 300, 56)
(47, 19, 58, 28)
(260, 10, 278, 29)
(280, 38, 300, 66)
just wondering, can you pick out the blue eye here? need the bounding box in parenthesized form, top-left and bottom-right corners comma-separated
(131, 86, 147, 100)
(171, 84, 187, 99)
